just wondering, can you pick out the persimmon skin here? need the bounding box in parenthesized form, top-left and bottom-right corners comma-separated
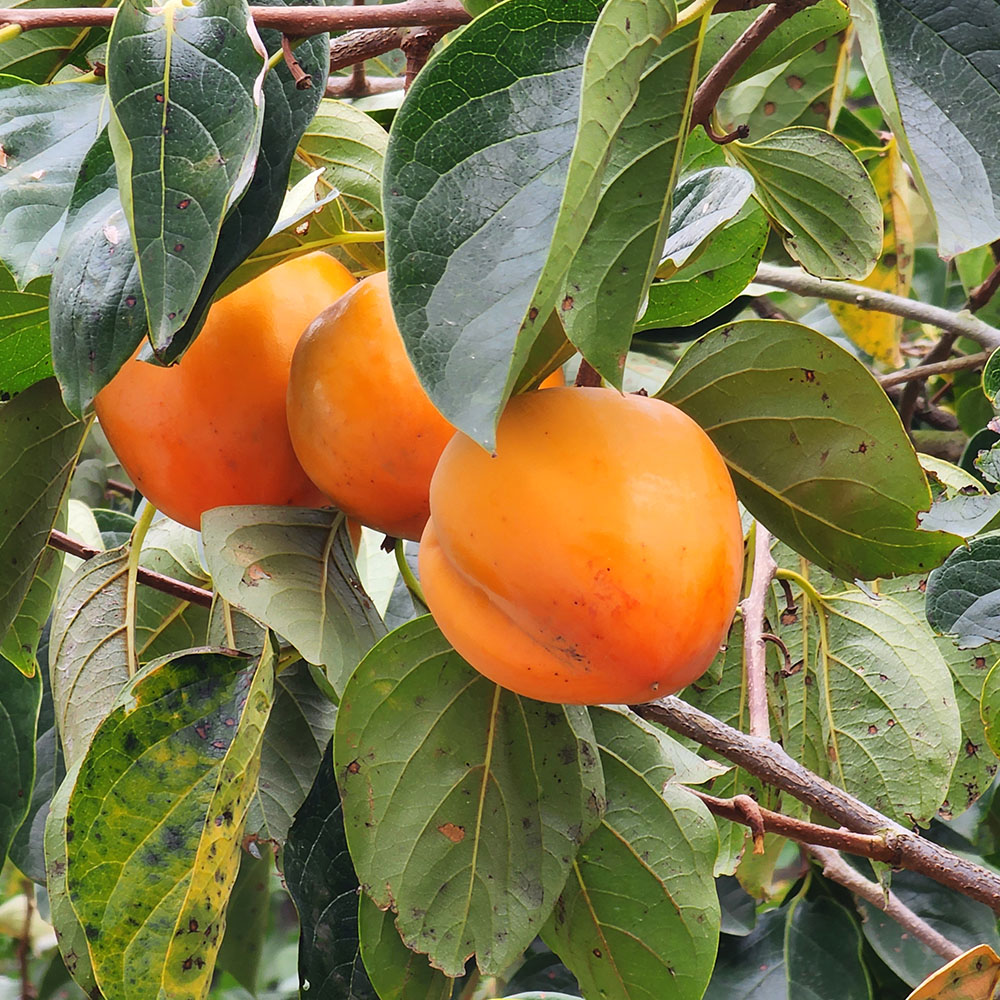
(286, 270, 457, 541)
(95, 253, 356, 530)
(419, 387, 744, 705)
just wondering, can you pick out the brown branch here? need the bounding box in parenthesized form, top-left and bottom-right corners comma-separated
(807, 846, 962, 962)
(966, 240, 1000, 313)
(325, 74, 403, 99)
(743, 524, 776, 739)
(49, 529, 214, 609)
(18, 880, 34, 1000)
(401, 24, 447, 89)
(0, 1, 470, 32)
(329, 26, 407, 74)
(689, 1, 819, 137)
(281, 33, 312, 89)
(898, 333, 956, 433)
(636, 695, 1000, 912)
(878, 350, 991, 390)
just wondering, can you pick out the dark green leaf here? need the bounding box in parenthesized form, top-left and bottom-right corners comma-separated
(0, 80, 107, 285)
(659, 320, 958, 579)
(216, 850, 272, 995)
(106, 0, 265, 345)
(541, 707, 720, 1000)
(703, 909, 787, 999)
(0, 653, 41, 868)
(334, 617, 605, 977)
(384, 0, 601, 447)
(983, 349, 1000, 406)
(202, 507, 386, 698)
(284, 741, 379, 1000)
(0, 378, 85, 668)
(925, 533, 1000, 648)
(65, 642, 275, 1000)
(731, 127, 881, 279)
(1, 536, 62, 675)
(785, 895, 871, 999)
(0, 263, 51, 397)
(982, 661, 1000, 758)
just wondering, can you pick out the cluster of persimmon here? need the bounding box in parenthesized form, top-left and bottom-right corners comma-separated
(95, 252, 744, 704)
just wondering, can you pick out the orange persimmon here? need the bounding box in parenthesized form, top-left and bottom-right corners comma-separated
(95, 252, 357, 529)
(419, 386, 744, 705)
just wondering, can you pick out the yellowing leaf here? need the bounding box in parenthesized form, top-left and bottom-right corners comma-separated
(829, 138, 913, 365)
(907, 944, 1000, 1000)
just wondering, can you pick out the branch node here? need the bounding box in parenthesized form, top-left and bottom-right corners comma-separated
(733, 794, 766, 853)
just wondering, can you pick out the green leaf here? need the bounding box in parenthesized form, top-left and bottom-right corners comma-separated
(334, 617, 605, 977)
(983, 349, 1000, 406)
(0, 80, 108, 286)
(856, 866, 1000, 987)
(541, 707, 720, 1000)
(48, 546, 130, 768)
(0, 653, 41, 868)
(658, 320, 959, 580)
(0, 378, 86, 667)
(558, 16, 702, 383)
(703, 908, 786, 999)
(854, 0, 1000, 257)
(635, 200, 768, 331)
(49, 128, 146, 418)
(283, 741, 379, 1000)
(384, 0, 601, 446)
(106, 0, 266, 346)
(163, 3, 329, 361)
(219, 94, 387, 297)
(1, 535, 62, 675)
(731, 127, 881, 279)
(65, 642, 275, 1000)
(0, 263, 51, 397)
(246, 658, 337, 845)
(201, 507, 386, 698)
(918, 492, 1000, 539)
(215, 850, 272, 995)
(982, 661, 1000, 758)
(785, 895, 871, 999)
(925, 533, 1000, 648)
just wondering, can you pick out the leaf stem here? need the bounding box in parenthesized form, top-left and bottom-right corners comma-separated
(330, 230, 386, 244)
(675, 0, 715, 29)
(0, 22, 21, 41)
(774, 566, 822, 608)
(755, 263, 1000, 352)
(394, 538, 426, 606)
(125, 504, 157, 675)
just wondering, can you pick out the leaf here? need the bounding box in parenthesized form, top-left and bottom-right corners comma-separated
(0, 79, 108, 286)
(635, 200, 768, 331)
(245, 658, 337, 845)
(925, 533, 1000, 648)
(0, 2, 102, 84)
(703, 908, 787, 999)
(65, 642, 275, 1000)
(853, 0, 1000, 257)
(0, 263, 51, 397)
(784, 895, 871, 999)
(658, 320, 958, 580)
(283, 741, 379, 1000)
(906, 944, 1000, 1000)
(558, 15, 702, 383)
(215, 850, 271, 995)
(828, 139, 913, 366)
(49, 128, 146, 419)
(384, 0, 601, 446)
(0, 378, 86, 667)
(541, 707, 720, 1000)
(334, 617, 605, 977)
(731, 126, 882, 279)
(0, 653, 41, 868)
(164, 4, 329, 360)
(106, 0, 266, 346)
(983, 349, 1000, 407)
(857, 867, 1000, 988)
(981, 662, 1000, 759)
(48, 546, 130, 768)
(201, 507, 386, 698)
(1, 536, 62, 675)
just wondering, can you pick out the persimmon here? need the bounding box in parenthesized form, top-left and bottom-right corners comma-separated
(95, 252, 357, 530)
(419, 386, 744, 705)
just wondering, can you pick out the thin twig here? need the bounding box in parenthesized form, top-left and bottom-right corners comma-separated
(966, 240, 1000, 313)
(899, 333, 955, 433)
(807, 846, 962, 962)
(329, 27, 407, 74)
(281, 33, 312, 89)
(689, 1, 818, 137)
(878, 351, 991, 389)
(49, 529, 214, 609)
(742, 524, 776, 739)
(635, 696, 1000, 912)
(755, 263, 1000, 351)
(326, 75, 403, 98)
(0, 0, 471, 32)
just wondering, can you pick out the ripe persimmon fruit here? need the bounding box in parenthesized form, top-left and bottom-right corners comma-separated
(419, 386, 744, 705)
(95, 252, 357, 529)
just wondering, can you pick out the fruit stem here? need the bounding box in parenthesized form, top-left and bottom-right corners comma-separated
(394, 538, 426, 607)
(125, 503, 157, 676)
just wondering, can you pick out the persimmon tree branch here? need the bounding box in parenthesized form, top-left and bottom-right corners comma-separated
(755, 263, 1000, 351)
(635, 695, 1000, 912)
(48, 529, 214, 609)
(329, 26, 406, 74)
(807, 846, 962, 962)
(742, 523, 776, 739)
(878, 350, 991, 389)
